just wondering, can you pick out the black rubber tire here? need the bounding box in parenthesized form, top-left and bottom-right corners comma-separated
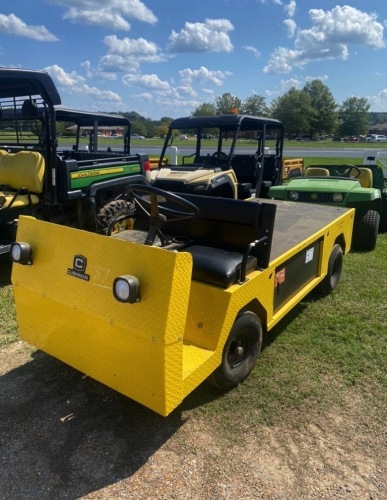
(379, 194, 387, 233)
(317, 243, 343, 295)
(352, 210, 380, 251)
(208, 311, 263, 390)
(96, 200, 134, 235)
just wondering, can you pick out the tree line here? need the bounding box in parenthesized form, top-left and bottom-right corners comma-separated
(122, 80, 387, 139)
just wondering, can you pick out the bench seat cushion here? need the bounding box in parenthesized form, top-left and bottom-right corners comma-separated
(186, 245, 257, 288)
(0, 151, 45, 193)
(0, 191, 40, 208)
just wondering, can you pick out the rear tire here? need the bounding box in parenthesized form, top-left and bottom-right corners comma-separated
(208, 311, 263, 390)
(317, 243, 343, 295)
(352, 210, 380, 251)
(379, 194, 387, 233)
(96, 200, 134, 235)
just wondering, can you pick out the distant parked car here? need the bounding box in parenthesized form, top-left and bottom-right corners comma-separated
(179, 134, 188, 140)
(130, 134, 145, 140)
(368, 134, 387, 142)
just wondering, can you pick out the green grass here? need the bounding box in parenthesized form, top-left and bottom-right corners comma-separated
(303, 156, 364, 167)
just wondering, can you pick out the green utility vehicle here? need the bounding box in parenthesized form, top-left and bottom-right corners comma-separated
(0, 68, 150, 256)
(152, 114, 301, 199)
(269, 158, 387, 251)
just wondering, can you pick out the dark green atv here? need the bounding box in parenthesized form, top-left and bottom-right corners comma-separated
(0, 68, 150, 256)
(269, 162, 387, 251)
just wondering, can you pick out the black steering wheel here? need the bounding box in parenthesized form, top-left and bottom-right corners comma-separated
(342, 165, 361, 179)
(211, 151, 229, 164)
(124, 184, 200, 245)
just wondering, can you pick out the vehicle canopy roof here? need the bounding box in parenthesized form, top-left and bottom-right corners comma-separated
(55, 108, 130, 127)
(169, 114, 284, 132)
(0, 68, 61, 105)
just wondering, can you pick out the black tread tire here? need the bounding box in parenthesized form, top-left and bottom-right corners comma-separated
(96, 200, 134, 235)
(352, 210, 380, 251)
(379, 194, 387, 233)
(208, 311, 263, 390)
(317, 243, 343, 295)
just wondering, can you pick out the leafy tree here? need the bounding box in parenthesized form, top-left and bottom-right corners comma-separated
(369, 111, 387, 126)
(192, 102, 216, 116)
(241, 94, 269, 117)
(303, 80, 338, 136)
(214, 93, 242, 115)
(338, 97, 370, 136)
(271, 88, 315, 138)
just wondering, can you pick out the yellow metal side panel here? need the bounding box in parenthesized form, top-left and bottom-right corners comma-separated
(267, 207, 355, 330)
(12, 217, 192, 416)
(182, 269, 274, 395)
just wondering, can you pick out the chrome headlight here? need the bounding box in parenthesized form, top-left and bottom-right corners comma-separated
(333, 193, 343, 202)
(10, 242, 32, 265)
(113, 275, 140, 303)
(289, 191, 299, 201)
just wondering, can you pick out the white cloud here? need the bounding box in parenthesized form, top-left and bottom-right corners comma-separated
(44, 64, 121, 102)
(285, 1, 296, 18)
(264, 47, 304, 73)
(368, 88, 387, 111)
(179, 66, 232, 86)
(122, 73, 170, 91)
(0, 13, 58, 41)
(307, 6, 385, 48)
(96, 35, 166, 76)
(177, 86, 198, 98)
(283, 19, 297, 38)
(49, 0, 157, 30)
(168, 18, 234, 53)
(243, 46, 261, 58)
(264, 5, 385, 74)
(104, 35, 165, 62)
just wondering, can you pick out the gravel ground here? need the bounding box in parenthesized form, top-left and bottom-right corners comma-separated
(0, 341, 386, 500)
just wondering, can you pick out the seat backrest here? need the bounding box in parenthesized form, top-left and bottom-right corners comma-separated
(304, 167, 330, 177)
(166, 194, 277, 269)
(357, 167, 373, 188)
(231, 155, 257, 184)
(0, 151, 45, 193)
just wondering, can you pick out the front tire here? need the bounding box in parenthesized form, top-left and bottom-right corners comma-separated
(208, 311, 263, 390)
(352, 210, 380, 251)
(96, 200, 134, 235)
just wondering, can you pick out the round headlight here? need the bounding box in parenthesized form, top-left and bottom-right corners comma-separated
(289, 191, 299, 201)
(333, 193, 343, 202)
(113, 275, 140, 303)
(10, 242, 32, 265)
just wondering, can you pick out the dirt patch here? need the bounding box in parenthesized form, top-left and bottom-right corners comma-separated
(0, 342, 385, 499)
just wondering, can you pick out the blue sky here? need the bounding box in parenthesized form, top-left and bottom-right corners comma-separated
(0, 0, 386, 119)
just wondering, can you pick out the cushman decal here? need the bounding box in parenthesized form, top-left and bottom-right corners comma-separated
(67, 255, 90, 281)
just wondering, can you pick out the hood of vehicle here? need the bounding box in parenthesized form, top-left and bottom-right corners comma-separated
(283, 178, 363, 192)
(153, 167, 222, 183)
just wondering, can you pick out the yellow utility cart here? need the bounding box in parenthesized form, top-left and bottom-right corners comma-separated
(11, 186, 355, 416)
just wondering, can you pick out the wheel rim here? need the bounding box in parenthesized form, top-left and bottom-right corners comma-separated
(227, 335, 249, 368)
(110, 216, 134, 235)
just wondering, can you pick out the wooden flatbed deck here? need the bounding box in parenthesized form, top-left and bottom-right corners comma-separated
(254, 199, 351, 261)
